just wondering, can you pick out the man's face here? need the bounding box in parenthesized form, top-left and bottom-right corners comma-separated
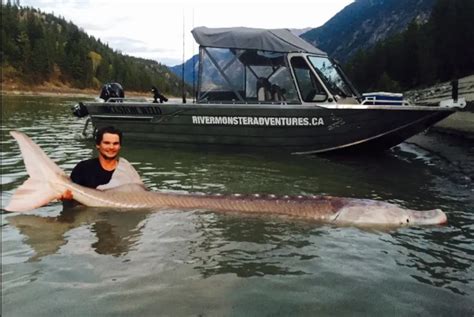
(96, 133, 121, 160)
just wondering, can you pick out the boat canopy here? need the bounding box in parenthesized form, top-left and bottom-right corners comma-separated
(192, 26, 326, 55)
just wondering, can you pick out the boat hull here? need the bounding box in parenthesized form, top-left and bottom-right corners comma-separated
(83, 102, 454, 154)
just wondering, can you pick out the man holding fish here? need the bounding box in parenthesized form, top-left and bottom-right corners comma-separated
(59, 126, 143, 201)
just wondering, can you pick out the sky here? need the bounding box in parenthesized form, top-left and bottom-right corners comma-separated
(19, 0, 354, 66)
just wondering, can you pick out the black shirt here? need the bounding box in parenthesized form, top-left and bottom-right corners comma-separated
(70, 158, 115, 188)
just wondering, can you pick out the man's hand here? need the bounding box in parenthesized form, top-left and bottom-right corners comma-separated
(58, 189, 73, 201)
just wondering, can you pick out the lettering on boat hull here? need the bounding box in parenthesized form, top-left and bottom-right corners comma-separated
(192, 116, 325, 127)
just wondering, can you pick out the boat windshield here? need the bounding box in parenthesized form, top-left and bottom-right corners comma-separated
(307, 56, 354, 98)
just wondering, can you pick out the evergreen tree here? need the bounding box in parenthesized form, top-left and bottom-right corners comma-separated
(30, 38, 51, 80)
(1, 4, 188, 95)
(345, 0, 474, 92)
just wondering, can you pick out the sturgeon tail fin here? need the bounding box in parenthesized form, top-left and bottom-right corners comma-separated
(5, 131, 67, 212)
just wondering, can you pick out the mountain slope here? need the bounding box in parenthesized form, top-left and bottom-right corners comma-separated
(169, 55, 199, 88)
(1, 4, 188, 95)
(301, 0, 436, 61)
(344, 0, 474, 91)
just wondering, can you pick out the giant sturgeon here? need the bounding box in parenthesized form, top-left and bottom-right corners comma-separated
(5, 131, 447, 226)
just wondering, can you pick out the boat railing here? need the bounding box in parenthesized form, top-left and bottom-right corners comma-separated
(197, 101, 292, 106)
(360, 92, 412, 106)
(360, 97, 411, 106)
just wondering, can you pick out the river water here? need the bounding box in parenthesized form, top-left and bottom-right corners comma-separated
(1, 95, 473, 316)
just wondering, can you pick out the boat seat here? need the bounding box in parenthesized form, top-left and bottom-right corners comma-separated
(257, 77, 272, 101)
(271, 84, 286, 101)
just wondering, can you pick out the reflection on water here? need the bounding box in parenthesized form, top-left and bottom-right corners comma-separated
(190, 214, 321, 277)
(8, 207, 151, 261)
(1, 95, 473, 316)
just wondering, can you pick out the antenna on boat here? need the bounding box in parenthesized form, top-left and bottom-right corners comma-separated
(181, 9, 186, 104)
(192, 8, 195, 104)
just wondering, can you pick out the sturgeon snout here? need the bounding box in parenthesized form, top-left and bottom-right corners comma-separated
(332, 202, 448, 226)
(407, 209, 447, 225)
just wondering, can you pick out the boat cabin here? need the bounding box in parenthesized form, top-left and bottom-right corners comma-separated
(191, 27, 360, 105)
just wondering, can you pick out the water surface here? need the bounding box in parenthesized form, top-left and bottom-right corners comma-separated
(1, 95, 473, 316)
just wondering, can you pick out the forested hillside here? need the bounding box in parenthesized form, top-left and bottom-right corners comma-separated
(301, 0, 436, 62)
(1, 4, 187, 95)
(344, 0, 474, 92)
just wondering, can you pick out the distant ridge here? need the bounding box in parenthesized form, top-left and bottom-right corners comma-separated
(301, 0, 436, 61)
(169, 55, 199, 89)
(343, 0, 474, 92)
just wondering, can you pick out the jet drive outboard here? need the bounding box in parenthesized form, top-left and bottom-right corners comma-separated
(100, 82, 125, 102)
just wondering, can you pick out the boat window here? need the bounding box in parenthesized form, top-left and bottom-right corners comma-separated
(245, 65, 299, 103)
(307, 56, 353, 98)
(290, 56, 327, 102)
(197, 48, 299, 104)
(199, 48, 246, 102)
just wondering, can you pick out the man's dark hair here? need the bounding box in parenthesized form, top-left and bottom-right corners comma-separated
(95, 126, 123, 145)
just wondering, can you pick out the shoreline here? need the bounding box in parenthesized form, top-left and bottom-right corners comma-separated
(1, 81, 100, 98)
(1, 81, 174, 98)
(432, 112, 474, 139)
(404, 75, 474, 138)
(1, 87, 150, 98)
(2, 89, 97, 98)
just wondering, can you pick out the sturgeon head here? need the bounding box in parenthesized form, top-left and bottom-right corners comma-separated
(331, 199, 447, 226)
